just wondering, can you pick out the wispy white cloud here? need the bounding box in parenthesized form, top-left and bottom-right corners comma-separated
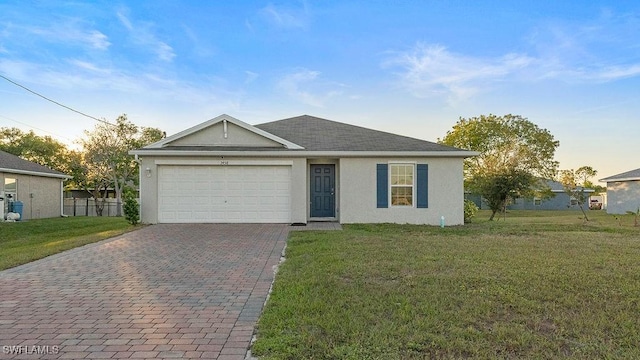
(525, 10, 640, 82)
(260, 1, 310, 29)
(182, 25, 215, 59)
(387, 10, 640, 101)
(116, 9, 175, 62)
(67, 59, 111, 74)
(277, 68, 342, 107)
(244, 71, 259, 84)
(2, 21, 110, 51)
(593, 64, 640, 81)
(384, 44, 534, 101)
(0, 57, 237, 105)
(116, 11, 133, 30)
(85, 30, 110, 50)
(1, 58, 140, 93)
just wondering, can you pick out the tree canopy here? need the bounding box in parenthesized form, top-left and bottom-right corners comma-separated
(440, 114, 560, 220)
(0, 127, 79, 176)
(80, 114, 164, 216)
(559, 166, 598, 221)
(2, 116, 162, 217)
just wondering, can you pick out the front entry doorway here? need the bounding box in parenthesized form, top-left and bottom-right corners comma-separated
(310, 164, 335, 218)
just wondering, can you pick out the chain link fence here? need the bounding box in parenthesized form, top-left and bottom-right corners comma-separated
(63, 198, 125, 217)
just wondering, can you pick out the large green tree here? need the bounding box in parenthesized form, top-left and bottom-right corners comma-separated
(80, 114, 163, 216)
(0, 127, 78, 176)
(440, 114, 560, 220)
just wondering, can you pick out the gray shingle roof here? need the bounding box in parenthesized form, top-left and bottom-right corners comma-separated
(545, 179, 593, 192)
(600, 168, 640, 182)
(0, 150, 68, 178)
(255, 115, 465, 152)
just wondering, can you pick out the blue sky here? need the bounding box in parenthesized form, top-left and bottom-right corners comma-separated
(1, 1, 639, 180)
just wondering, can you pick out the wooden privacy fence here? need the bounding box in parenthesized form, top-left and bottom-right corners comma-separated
(63, 198, 137, 217)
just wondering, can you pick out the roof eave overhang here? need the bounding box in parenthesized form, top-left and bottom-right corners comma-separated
(599, 177, 640, 183)
(129, 150, 479, 158)
(0, 168, 72, 179)
(551, 189, 595, 193)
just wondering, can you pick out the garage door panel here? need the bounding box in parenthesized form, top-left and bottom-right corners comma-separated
(193, 211, 208, 220)
(194, 196, 209, 205)
(158, 165, 291, 223)
(195, 181, 210, 191)
(243, 181, 259, 190)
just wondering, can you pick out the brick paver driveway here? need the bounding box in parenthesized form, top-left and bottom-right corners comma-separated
(0, 224, 288, 359)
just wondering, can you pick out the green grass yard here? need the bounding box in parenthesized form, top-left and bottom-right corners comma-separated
(252, 210, 640, 359)
(0, 216, 136, 270)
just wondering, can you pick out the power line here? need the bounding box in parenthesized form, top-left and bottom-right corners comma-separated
(0, 113, 75, 143)
(0, 73, 115, 127)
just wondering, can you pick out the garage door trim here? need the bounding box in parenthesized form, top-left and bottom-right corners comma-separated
(155, 159, 294, 166)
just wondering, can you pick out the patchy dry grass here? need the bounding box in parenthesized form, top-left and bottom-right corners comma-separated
(253, 210, 640, 359)
(0, 216, 136, 270)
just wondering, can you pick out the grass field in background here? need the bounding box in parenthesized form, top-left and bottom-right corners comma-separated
(252, 210, 640, 359)
(0, 216, 135, 270)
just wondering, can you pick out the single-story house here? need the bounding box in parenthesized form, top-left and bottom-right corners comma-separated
(508, 180, 594, 210)
(130, 114, 477, 225)
(466, 179, 595, 211)
(599, 168, 640, 214)
(0, 150, 71, 220)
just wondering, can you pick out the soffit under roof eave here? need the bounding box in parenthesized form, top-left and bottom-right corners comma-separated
(0, 167, 72, 179)
(550, 189, 595, 193)
(129, 150, 479, 158)
(599, 177, 640, 183)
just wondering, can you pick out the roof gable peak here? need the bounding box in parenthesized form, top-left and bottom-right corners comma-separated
(144, 114, 303, 150)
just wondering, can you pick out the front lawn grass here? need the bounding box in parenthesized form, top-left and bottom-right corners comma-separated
(252, 210, 640, 359)
(0, 216, 136, 270)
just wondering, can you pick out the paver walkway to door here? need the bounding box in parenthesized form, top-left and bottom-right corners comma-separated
(0, 224, 288, 359)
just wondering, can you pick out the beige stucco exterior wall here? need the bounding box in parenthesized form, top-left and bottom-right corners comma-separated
(606, 180, 640, 214)
(137, 155, 466, 225)
(1, 172, 63, 220)
(339, 157, 465, 225)
(290, 158, 307, 223)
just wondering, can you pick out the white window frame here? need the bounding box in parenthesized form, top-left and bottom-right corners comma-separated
(389, 163, 415, 207)
(4, 177, 17, 214)
(534, 197, 541, 206)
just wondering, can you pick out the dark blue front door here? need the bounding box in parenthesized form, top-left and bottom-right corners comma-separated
(310, 164, 335, 218)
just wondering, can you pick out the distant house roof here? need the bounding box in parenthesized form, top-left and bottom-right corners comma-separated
(0, 150, 70, 179)
(599, 168, 640, 182)
(546, 179, 594, 193)
(255, 115, 464, 152)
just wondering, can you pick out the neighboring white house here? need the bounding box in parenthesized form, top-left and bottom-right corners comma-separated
(599, 168, 640, 214)
(130, 114, 477, 226)
(0, 150, 71, 220)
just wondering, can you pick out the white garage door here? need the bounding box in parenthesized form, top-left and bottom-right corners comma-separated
(158, 165, 291, 223)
